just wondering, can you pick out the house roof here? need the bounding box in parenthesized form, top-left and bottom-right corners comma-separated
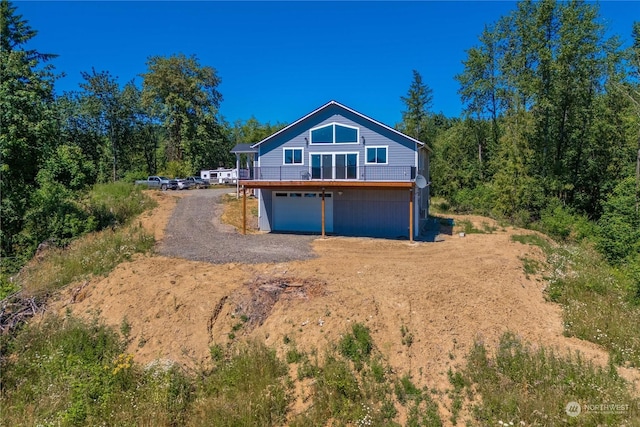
(249, 100, 432, 153)
(231, 143, 258, 154)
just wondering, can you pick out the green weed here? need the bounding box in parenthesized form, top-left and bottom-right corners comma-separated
(339, 322, 374, 369)
(461, 332, 639, 426)
(520, 256, 542, 278)
(511, 233, 552, 252)
(401, 324, 414, 347)
(0, 313, 192, 426)
(513, 234, 640, 367)
(190, 341, 290, 427)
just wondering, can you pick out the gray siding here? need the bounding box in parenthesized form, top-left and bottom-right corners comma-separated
(258, 189, 273, 231)
(258, 104, 417, 170)
(334, 188, 410, 238)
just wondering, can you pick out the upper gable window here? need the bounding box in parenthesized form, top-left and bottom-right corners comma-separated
(310, 123, 359, 144)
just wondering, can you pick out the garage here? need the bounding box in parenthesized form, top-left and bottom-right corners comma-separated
(272, 191, 333, 232)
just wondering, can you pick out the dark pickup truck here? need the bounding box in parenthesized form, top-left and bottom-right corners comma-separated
(184, 176, 209, 189)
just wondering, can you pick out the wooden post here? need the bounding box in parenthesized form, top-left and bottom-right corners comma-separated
(242, 186, 247, 235)
(321, 188, 326, 238)
(409, 188, 414, 242)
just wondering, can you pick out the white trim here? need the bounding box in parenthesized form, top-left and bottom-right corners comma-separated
(283, 147, 304, 165)
(309, 152, 360, 180)
(365, 146, 389, 165)
(309, 122, 360, 145)
(250, 100, 430, 152)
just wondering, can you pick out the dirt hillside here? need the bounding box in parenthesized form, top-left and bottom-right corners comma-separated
(50, 190, 639, 423)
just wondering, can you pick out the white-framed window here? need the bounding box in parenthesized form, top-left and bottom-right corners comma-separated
(365, 146, 388, 164)
(309, 152, 359, 180)
(309, 123, 359, 144)
(283, 147, 303, 165)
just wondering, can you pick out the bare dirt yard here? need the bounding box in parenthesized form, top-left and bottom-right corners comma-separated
(50, 189, 639, 423)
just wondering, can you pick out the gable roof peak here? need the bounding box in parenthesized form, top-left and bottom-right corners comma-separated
(250, 100, 430, 151)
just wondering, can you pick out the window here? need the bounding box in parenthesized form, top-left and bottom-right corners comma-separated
(310, 153, 358, 180)
(335, 125, 357, 143)
(284, 148, 303, 164)
(311, 125, 333, 143)
(310, 123, 359, 144)
(366, 146, 388, 164)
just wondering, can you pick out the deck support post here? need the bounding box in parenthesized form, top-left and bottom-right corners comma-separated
(321, 188, 326, 238)
(409, 187, 414, 242)
(242, 186, 247, 235)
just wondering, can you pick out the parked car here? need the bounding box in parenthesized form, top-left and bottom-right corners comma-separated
(135, 176, 174, 191)
(185, 176, 209, 189)
(176, 178, 193, 190)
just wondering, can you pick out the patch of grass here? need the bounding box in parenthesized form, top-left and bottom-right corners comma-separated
(17, 223, 154, 298)
(339, 323, 374, 370)
(447, 368, 467, 425)
(0, 275, 19, 300)
(190, 341, 290, 426)
(0, 313, 192, 426)
(430, 197, 452, 214)
(120, 316, 132, 343)
(457, 219, 487, 234)
(220, 193, 259, 233)
(292, 323, 440, 426)
(3, 317, 440, 427)
(480, 221, 498, 233)
(460, 332, 640, 426)
(547, 243, 640, 367)
(513, 234, 640, 368)
(286, 342, 305, 364)
(520, 256, 542, 279)
(209, 344, 224, 362)
(511, 233, 552, 253)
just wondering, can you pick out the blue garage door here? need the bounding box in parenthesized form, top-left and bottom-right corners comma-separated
(273, 192, 333, 232)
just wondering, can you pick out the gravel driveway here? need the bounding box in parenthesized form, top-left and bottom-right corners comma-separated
(158, 188, 317, 264)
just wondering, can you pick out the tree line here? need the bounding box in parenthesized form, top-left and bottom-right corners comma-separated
(400, 0, 639, 273)
(0, 0, 286, 272)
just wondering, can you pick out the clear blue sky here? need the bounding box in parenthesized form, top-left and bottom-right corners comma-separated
(16, 1, 639, 127)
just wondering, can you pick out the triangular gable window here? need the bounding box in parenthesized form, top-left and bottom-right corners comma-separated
(310, 123, 359, 144)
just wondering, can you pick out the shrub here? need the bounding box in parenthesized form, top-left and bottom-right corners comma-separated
(596, 177, 640, 264)
(450, 183, 495, 215)
(85, 182, 156, 229)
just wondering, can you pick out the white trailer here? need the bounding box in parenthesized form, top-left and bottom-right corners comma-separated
(200, 168, 242, 184)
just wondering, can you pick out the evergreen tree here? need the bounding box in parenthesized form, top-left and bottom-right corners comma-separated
(0, 0, 58, 265)
(399, 70, 433, 141)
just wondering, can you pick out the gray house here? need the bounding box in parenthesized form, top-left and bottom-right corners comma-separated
(233, 101, 431, 240)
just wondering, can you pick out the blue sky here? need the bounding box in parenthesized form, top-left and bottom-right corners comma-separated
(16, 1, 640, 127)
